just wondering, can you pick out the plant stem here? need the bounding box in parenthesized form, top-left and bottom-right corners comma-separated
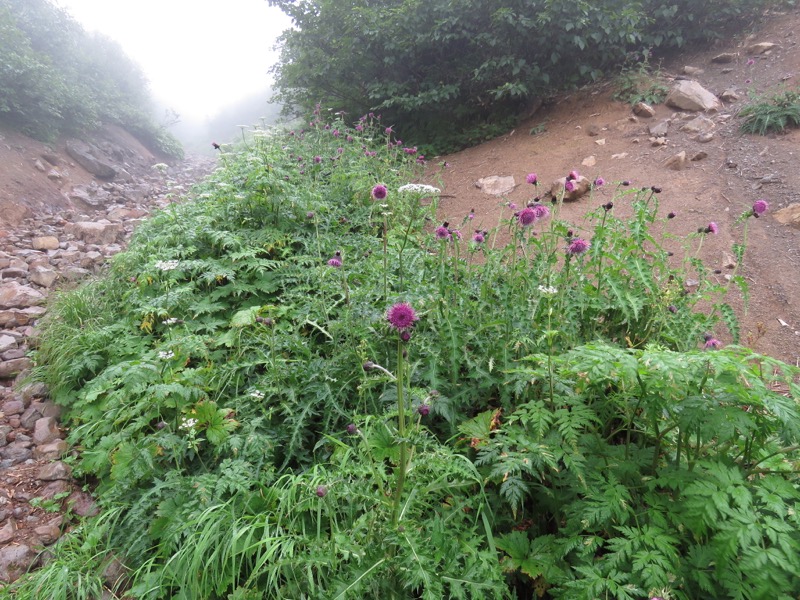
(392, 337, 408, 526)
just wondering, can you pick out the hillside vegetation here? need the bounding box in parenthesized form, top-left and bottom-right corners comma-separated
(4, 109, 800, 599)
(0, 0, 182, 159)
(269, 0, 777, 152)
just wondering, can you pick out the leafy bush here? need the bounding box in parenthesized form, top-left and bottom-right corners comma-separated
(6, 112, 797, 600)
(739, 88, 800, 135)
(268, 0, 772, 152)
(612, 50, 669, 106)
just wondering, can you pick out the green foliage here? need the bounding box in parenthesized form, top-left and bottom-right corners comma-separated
(490, 344, 800, 598)
(268, 0, 769, 151)
(8, 111, 797, 599)
(739, 88, 800, 135)
(612, 50, 669, 105)
(0, 0, 182, 158)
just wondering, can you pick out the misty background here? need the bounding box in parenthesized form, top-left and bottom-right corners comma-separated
(56, 0, 292, 155)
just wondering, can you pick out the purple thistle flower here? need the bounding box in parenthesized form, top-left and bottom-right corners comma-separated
(327, 257, 342, 268)
(565, 180, 575, 192)
(306, 211, 315, 219)
(451, 229, 462, 240)
(387, 302, 418, 330)
(568, 170, 580, 181)
(371, 184, 388, 200)
(337, 147, 344, 154)
(418, 404, 430, 416)
(403, 147, 417, 155)
(518, 207, 538, 226)
(594, 177, 605, 187)
(346, 135, 354, 142)
(532, 204, 550, 219)
(526, 173, 538, 185)
(472, 231, 485, 243)
(508, 202, 517, 210)
(567, 238, 590, 255)
(314, 155, 322, 163)
(468, 210, 475, 220)
(747, 58, 755, 66)
(355, 124, 364, 131)
(752, 199, 769, 216)
(435, 225, 451, 240)
(385, 126, 393, 135)
(346, 423, 358, 435)
(668, 211, 676, 219)
(706, 222, 719, 234)
(400, 330, 412, 343)
(316, 485, 328, 498)
(416, 156, 426, 165)
(704, 338, 722, 350)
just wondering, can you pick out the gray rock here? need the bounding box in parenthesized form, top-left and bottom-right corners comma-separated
(64, 221, 122, 245)
(666, 80, 723, 112)
(28, 266, 58, 288)
(632, 102, 655, 118)
(0, 543, 35, 582)
(0, 358, 33, 380)
(33, 439, 68, 460)
(664, 151, 687, 171)
(0, 282, 45, 309)
(32, 417, 60, 445)
(31, 236, 59, 251)
(748, 42, 779, 54)
(474, 175, 516, 195)
(680, 115, 715, 134)
(711, 52, 737, 63)
(38, 461, 72, 481)
(551, 176, 591, 202)
(65, 140, 116, 180)
(0, 442, 33, 467)
(648, 120, 670, 137)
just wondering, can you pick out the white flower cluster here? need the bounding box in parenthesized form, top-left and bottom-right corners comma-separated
(537, 285, 559, 296)
(155, 260, 180, 271)
(180, 417, 198, 430)
(250, 390, 265, 399)
(398, 183, 441, 195)
(162, 318, 179, 325)
(158, 350, 175, 360)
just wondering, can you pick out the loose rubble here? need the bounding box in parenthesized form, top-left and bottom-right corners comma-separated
(0, 142, 213, 583)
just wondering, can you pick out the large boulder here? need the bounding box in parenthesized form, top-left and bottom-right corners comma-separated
(665, 80, 722, 112)
(65, 139, 116, 180)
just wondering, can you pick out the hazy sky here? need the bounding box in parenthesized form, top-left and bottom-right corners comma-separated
(56, 0, 291, 121)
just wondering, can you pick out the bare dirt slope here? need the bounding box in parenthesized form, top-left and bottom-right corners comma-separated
(431, 6, 800, 365)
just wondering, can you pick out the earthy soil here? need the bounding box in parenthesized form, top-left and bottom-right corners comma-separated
(430, 5, 800, 365)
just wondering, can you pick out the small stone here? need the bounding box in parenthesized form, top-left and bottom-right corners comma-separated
(28, 266, 58, 288)
(683, 66, 704, 75)
(33, 417, 60, 445)
(1, 399, 24, 415)
(723, 252, 737, 269)
(586, 124, 601, 136)
(720, 89, 740, 102)
(650, 136, 667, 147)
(34, 439, 69, 460)
(664, 151, 687, 171)
(691, 152, 708, 162)
(0, 518, 16, 544)
(748, 42, 778, 54)
(648, 120, 670, 137)
(632, 102, 656, 117)
(67, 491, 98, 517)
(711, 52, 737, 63)
(0, 543, 35, 582)
(38, 461, 72, 481)
(695, 132, 715, 143)
(33, 518, 63, 546)
(31, 237, 60, 251)
(680, 115, 715, 134)
(474, 175, 516, 196)
(581, 155, 596, 167)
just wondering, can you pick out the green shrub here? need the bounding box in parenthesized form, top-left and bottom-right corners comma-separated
(269, 0, 772, 152)
(739, 88, 800, 135)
